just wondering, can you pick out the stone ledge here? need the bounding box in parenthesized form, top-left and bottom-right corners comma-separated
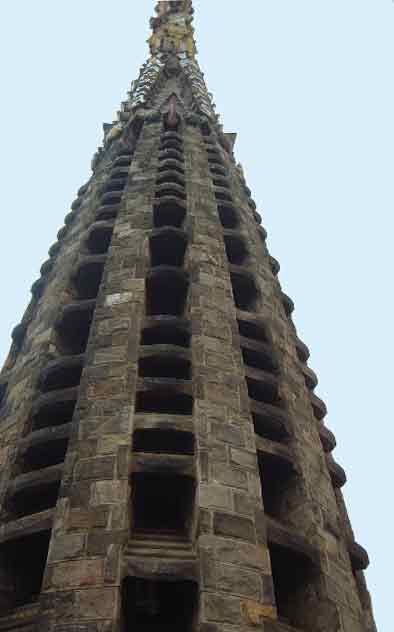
(133, 413, 194, 435)
(0, 603, 40, 631)
(310, 393, 327, 421)
(266, 516, 320, 567)
(326, 455, 347, 488)
(0, 509, 54, 544)
(123, 555, 199, 583)
(18, 423, 72, 457)
(348, 540, 369, 571)
(8, 464, 63, 498)
(130, 452, 196, 477)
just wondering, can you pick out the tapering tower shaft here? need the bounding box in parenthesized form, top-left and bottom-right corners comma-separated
(0, 2, 375, 632)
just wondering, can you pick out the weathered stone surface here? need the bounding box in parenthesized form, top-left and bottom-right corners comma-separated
(49, 534, 86, 562)
(200, 483, 232, 510)
(213, 512, 256, 543)
(50, 559, 104, 589)
(75, 456, 115, 481)
(203, 593, 243, 624)
(213, 463, 248, 490)
(216, 564, 261, 600)
(216, 539, 269, 571)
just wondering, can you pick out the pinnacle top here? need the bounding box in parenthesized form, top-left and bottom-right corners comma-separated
(149, 1, 196, 59)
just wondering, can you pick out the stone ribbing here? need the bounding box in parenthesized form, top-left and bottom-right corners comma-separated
(185, 125, 276, 628)
(39, 121, 160, 629)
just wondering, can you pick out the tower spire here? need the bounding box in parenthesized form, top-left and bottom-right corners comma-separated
(149, 0, 196, 59)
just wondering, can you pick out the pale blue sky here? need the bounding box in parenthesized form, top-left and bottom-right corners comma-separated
(0, 1, 392, 627)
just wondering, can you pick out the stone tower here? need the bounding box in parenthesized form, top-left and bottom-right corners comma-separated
(0, 2, 375, 631)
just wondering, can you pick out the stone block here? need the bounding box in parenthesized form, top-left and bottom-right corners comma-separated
(213, 512, 255, 543)
(203, 592, 242, 624)
(68, 507, 108, 531)
(230, 448, 257, 470)
(213, 463, 248, 490)
(216, 539, 269, 571)
(211, 423, 244, 447)
(216, 564, 262, 600)
(105, 293, 133, 307)
(50, 559, 104, 589)
(75, 457, 115, 481)
(233, 492, 255, 517)
(49, 534, 86, 562)
(76, 588, 118, 620)
(93, 347, 127, 365)
(91, 480, 129, 507)
(200, 484, 232, 510)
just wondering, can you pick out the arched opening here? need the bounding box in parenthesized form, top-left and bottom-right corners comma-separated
(157, 160, 185, 176)
(212, 177, 230, 189)
(40, 357, 83, 393)
(218, 204, 238, 229)
(131, 473, 194, 536)
(146, 269, 189, 317)
(56, 301, 95, 356)
(86, 222, 114, 255)
(121, 578, 198, 632)
(10, 474, 61, 518)
(20, 435, 69, 473)
(230, 271, 259, 311)
(141, 320, 191, 348)
(153, 201, 186, 229)
(242, 346, 277, 374)
(102, 178, 127, 194)
(135, 390, 193, 415)
(160, 140, 184, 153)
(133, 429, 195, 456)
(139, 354, 191, 380)
(159, 148, 184, 162)
(224, 234, 248, 265)
(0, 530, 51, 611)
(246, 375, 280, 406)
(269, 542, 318, 629)
(156, 172, 185, 188)
(73, 258, 105, 300)
(100, 191, 123, 207)
(155, 185, 186, 201)
(258, 451, 297, 521)
(252, 410, 289, 443)
(32, 391, 77, 431)
(215, 189, 233, 203)
(150, 229, 187, 267)
(238, 319, 269, 344)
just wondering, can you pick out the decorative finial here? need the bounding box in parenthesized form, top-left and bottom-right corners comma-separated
(148, 1, 196, 59)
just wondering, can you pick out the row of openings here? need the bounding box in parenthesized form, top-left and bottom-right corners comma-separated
(132, 128, 194, 543)
(156, 136, 185, 205)
(0, 153, 132, 611)
(9, 165, 119, 504)
(237, 318, 288, 444)
(10, 395, 77, 514)
(97, 151, 131, 220)
(206, 135, 322, 631)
